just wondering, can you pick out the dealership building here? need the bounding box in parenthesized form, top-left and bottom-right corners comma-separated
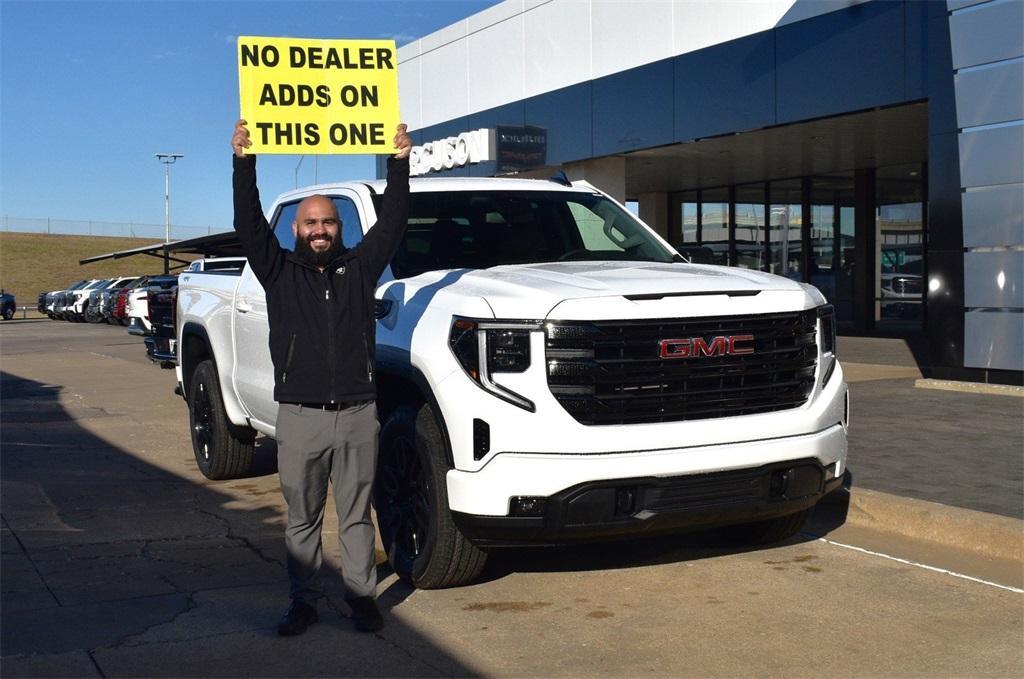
(381, 0, 1023, 384)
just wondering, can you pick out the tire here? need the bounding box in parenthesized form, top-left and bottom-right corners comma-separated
(721, 508, 811, 545)
(375, 403, 487, 589)
(188, 359, 256, 480)
(2, 307, 13, 320)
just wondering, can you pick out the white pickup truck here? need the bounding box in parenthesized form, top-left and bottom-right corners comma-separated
(175, 175, 848, 588)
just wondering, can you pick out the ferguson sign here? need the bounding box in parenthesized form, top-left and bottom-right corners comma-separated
(409, 128, 495, 176)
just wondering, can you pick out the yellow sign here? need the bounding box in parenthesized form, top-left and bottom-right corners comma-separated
(237, 36, 399, 155)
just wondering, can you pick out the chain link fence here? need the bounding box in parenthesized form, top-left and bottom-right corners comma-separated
(1, 215, 229, 240)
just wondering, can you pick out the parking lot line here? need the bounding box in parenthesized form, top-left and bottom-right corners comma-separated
(816, 536, 1024, 594)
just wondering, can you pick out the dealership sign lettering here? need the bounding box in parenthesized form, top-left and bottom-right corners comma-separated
(409, 129, 495, 176)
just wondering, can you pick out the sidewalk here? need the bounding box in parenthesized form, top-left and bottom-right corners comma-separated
(838, 336, 1023, 520)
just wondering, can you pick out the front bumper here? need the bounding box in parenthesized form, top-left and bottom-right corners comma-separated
(445, 419, 846, 526)
(454, 458, 843, 544)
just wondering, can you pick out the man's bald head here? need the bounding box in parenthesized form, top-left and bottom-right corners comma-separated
(292, 194, 342, 269)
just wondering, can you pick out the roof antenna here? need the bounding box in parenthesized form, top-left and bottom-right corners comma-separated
(549, 170, 572, 187)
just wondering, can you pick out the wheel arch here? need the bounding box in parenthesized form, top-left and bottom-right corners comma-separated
(376, 346, 454, 469)
(180, 321, 249, 427)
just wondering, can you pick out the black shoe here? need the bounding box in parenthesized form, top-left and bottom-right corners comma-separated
(348, 596, 384, 633)
(277, 600, 318, 636)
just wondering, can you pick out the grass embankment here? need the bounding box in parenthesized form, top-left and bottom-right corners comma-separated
(0, 232, 196, 311)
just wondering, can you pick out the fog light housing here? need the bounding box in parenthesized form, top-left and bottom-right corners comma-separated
(510, 496, 547, 517)
(614, 487, 637, 516)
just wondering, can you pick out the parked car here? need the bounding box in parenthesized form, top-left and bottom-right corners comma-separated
(50, 280, 91, 320)
(66, 278, 110, 322)
(85, 277, 136, 323)
(0, 290, 15, 320)
(129, 274, 176, 337)
(110, 277, 148, 326)
(144, 275, 182, 368)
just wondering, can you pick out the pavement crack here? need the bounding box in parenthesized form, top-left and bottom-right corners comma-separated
(86, 650, 107, 678)
(101, 593, 199, 650)
(193, 506, 284, 567)
(1, 514, 64, 608)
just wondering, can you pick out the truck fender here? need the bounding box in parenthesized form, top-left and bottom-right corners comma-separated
(179, 321, 250, 428)
(375, 346, 455, 469)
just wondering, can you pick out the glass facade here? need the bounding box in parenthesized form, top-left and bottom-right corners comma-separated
(672, 164, 926, 332)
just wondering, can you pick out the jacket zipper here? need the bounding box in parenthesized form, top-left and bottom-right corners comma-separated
(325, 281, 336, 402)
(363, 331, 373, 383)
(282, 333, 296, 384)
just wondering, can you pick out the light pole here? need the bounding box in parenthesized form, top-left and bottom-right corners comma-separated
(155, 153, 183, 274)
(155, 153, 184, 243)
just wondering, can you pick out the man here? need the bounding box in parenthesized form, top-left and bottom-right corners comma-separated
(230, 118, 411, 636)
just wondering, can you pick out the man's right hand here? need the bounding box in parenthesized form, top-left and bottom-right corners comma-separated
(232, 119, 252, 158)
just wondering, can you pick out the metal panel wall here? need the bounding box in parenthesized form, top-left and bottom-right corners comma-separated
(949, 0, 1024, 69)
(964, 311, 1024, 371)
(955, 60, 1024, 128)
(774, 1, 906, 122)
(964, 251, 1024, 308)
(672, 31, 776, 142)
(962, 184, 1024, 248)
(398, 0, 873, 131)
(958, 124, 1024, 188)
(949, 0, 1024, 372)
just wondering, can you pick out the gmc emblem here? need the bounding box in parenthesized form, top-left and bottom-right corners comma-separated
(659, 334, 755, 359)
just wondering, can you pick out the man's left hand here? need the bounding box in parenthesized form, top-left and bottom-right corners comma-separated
(393, 123, 412, 160)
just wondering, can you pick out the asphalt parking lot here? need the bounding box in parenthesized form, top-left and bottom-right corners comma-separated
(2, 320, 1022, 677)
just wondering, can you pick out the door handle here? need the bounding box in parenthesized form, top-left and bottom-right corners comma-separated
(235, 298, 253, 313)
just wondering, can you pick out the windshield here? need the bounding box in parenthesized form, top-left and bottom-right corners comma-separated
(376, 190, 674, 279)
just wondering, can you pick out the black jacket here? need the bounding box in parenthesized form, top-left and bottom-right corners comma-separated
(232, 154, 409, 404)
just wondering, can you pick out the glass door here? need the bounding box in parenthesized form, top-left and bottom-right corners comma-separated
(769, 179, 802, 279)
(735, 183, 765, 270)
(810, 173, 856, 326)
(876, 164, 925, 331)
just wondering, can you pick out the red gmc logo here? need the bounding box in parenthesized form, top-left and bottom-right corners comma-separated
(659, 334, 755, 359)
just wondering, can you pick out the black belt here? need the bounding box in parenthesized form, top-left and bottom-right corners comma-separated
(290, 400, 369, 411)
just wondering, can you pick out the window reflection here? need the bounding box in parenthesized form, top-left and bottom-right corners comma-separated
(769, 179, 801, 279)
(700, 187, 729, 266)
(735, 183, 765, 270)
(876, 164, 925, 330)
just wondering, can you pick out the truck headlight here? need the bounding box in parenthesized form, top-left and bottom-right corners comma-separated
(449, 317, 540, 411)
(817, 305, 837, 387)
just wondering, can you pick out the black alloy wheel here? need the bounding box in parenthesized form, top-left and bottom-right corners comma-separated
(375, 403, 487, 589)
(187, 359, 256, 480)
(376, 430, 431, 577)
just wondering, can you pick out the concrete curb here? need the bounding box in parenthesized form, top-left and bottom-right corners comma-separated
(819, 486, 1023, 562)
(915, 378, 1024, 398)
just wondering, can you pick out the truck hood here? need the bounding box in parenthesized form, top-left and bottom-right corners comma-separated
(405, 261, 820, 320)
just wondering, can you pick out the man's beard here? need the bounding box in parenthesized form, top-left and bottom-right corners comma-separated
(294, 234, 343, 268)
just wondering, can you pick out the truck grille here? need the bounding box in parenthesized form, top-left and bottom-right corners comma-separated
(545, 310, 818, 425)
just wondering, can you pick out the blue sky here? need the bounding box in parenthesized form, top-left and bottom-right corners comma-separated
(0, 0, 499, 231)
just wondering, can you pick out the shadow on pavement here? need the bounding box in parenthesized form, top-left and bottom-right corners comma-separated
(0, 371, 474, 677)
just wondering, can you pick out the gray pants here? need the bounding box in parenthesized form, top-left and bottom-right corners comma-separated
(275, 401, 380, 602)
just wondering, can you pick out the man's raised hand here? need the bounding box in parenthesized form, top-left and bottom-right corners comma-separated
(232, 119, 252, 158)
(393, 123, 411, 160)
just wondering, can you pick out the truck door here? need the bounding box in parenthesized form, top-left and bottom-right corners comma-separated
(231, 202, 304, 429)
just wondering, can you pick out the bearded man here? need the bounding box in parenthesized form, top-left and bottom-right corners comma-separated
(230, 118, 411, 636)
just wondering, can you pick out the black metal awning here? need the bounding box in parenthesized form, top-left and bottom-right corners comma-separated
(79, 232, 243, 272)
